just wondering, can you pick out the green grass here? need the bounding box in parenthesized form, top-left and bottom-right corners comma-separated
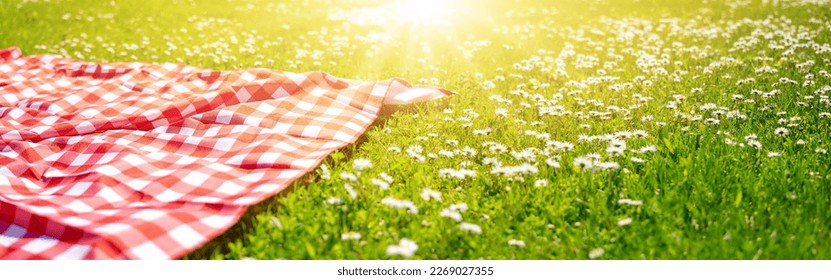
(2, 0, 830, 259)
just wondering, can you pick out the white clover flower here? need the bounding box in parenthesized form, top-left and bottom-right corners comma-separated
(617, 217, 633, 226)
(491, 163, 539, 177)
(545, 158, 561, 168)
(595, 161, 620, 171)
(459, 222, 482, 234)
(606, 146, 625, 157)
(372, 178, 390, 190)
(386, 238, 418, 258)
(482, 157, 500, 166)
(339, 172, 358, 182)
(341, 231, 362, 241)
(439, 208, 463, 222)
(699, 103, 717, 111)
(381, 197, 418, 214)
(420, 188, 442, 202)
(495, 108, 508, 117)
(634, 145, 657, 154)
(618, 198, 643, 206)
(406, 144, 423, 155)
(589, 248, 605, 259)
(378, 172, 394, 184)
(508, 239, 526, 247)
(438, 149, 456, 158)
(546, 140, 575, 151)
(534, 179, 549, 187)
(326, 197, 343, 205)
(632, 129, 649, 137)
(767, 152, 781, 158)
(343, 183, 357, 199)
(406, 145, 426, 162)
(482, 80, 496, 90)
(608, 138, 626, 149)
(510, 148, 537, 161)
(448, 203, 468, 212)
(487, 143, 508, 154)
(439, 168, 477, 179)
(460, 146, 478, 157)
(319, 163, 331, 180)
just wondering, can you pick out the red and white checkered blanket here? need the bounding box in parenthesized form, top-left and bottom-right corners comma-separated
(0, 47, 449, 259)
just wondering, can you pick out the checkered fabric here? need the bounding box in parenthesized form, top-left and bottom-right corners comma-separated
(0, 47, 450, 259)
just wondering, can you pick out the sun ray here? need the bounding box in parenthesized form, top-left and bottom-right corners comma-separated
(388, 0, 455, 26)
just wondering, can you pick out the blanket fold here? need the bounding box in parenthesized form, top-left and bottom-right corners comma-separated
(0, 47, 450, 259)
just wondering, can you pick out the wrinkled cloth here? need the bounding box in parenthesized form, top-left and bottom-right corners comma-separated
(0, 47, 449, 259)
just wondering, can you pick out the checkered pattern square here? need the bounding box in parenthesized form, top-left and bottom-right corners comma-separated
(0, 47, 450, 259)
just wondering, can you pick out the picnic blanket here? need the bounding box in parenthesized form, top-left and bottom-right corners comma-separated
(0, 47, 450, 259)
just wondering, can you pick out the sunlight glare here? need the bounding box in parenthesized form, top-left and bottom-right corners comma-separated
(390, 0, 455, 25)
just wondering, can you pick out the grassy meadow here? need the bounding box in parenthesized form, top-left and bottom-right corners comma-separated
(2, 0, 830, 259)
